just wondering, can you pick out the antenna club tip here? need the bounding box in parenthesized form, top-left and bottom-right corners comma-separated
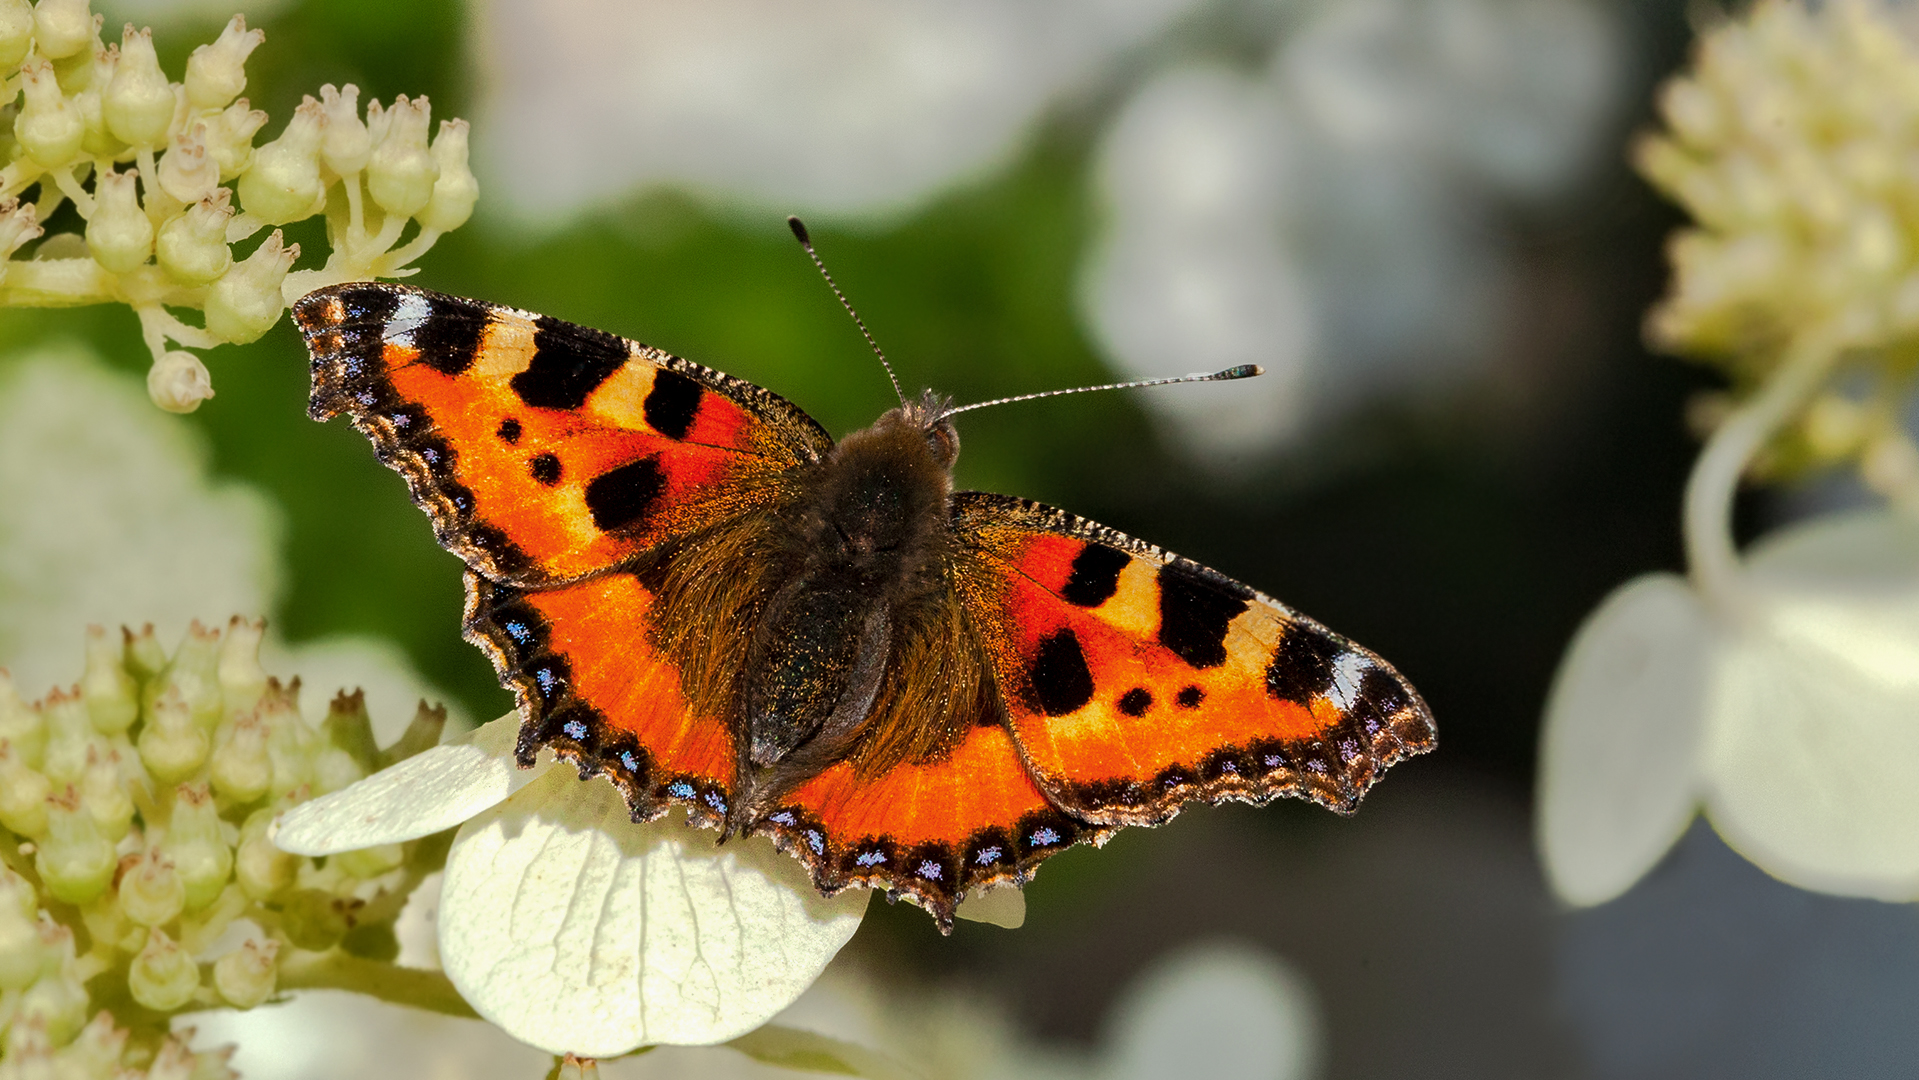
(786, 216, 811, 244)
(1222, 364, 1263, 379)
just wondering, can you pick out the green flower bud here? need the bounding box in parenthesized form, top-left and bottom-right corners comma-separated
(129, 928, 200, 1011)
(212, 937, 276, 1009)
(0, 0, 31, 70)
(0, 197, 42, 273)
(79, 746, 133, 841)
(203, 98, 267, 181)
(278, 888, 358, 952)
(40, 687, 97, 786)
(235, 807, 297, 901)
(74, 84, 127, 160)
(418, 119, 478, 234)
(124, 623, 166, 682)
(103, 24, 177, 148)
(0, 740, 50, 836)
(321, 689, 378, 774)
(155, 193, 234, 286)
(158, 123, 219, 206)
(84, 167, 153, 274)
(217, 616, 267, 717)
(183, 15, 260, 112)
(204, 229, 296, 345)
(0, 670, 47, 767)
(50, 19, 102, 93)
(149, 1034, 232, 1080)
(0, 868, 48, 989)
(139, 687, 208, 784)
(147, 349, 214, 415)
(319, 83, 370, 176)
(145, 620, 223, 730)
(119, 849, 185, 928)
(382, 700, 447, 767)
(82, 625, 138, 735)
(236, 97, 325, 225)
(30, 0, 94, 60)
(162, 783, 231, 910)
(259, 681, 311, 799)
(58, 1012, 129, 1079)
(364, 94, 437, 219)
(2, 1015, 54, 1069)
(36, 787, 115, 904)
(14, 59, 83, 167)
(17, 924, 87, 1045)
(333, 842, 403, 880)
(209, 711, 269, 804)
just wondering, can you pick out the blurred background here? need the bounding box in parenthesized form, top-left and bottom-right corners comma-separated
(8, 0, 1915, 1076)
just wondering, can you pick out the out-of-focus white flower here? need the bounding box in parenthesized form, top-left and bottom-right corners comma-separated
(1081, 0, 1621, 463)
(471, 0, 1207, 223)
(275, 714, 872, 1056)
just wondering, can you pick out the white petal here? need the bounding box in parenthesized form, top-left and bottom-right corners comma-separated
(1104, 941, 1320, 1080)
(273, 714, 537, 856)
(954, 885, 1025, 929)
(438, 764, 868, 1056)
(1536, 573, 1713, 906)
(1704, 511, 1919, 898)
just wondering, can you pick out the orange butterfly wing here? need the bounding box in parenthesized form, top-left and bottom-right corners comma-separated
(952, 492, 1435, 824)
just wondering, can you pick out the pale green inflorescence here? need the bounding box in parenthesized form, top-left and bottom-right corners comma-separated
(0, 618, 459, 1078)
(0, 1, 478, 414)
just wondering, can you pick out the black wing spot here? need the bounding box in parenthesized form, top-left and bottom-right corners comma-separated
(497, 417, 522, 444)
(1358, 664, 1410, 716)
(408, 296, 489, 375)
(1028, 628, 1094, 717)
(1061, 543, 1129, 608)
(529, 452, 562, 486)
(1266, 624, 1347, 702)
(643, 369, 704, 440)
(1157, 562, 1250, 669)
(584, 456, 667, 533)
(1176, 685, 1204, 709)
(1117, 687, 1152, 717)
(510, 315, 630, 410)
(334, 283, 401, 324)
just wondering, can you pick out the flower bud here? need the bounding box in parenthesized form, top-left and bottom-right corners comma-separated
(557, 1055, 600, 1080)
(158, 123, 219, 206)
(203, 98, 267, 181)
(17, 923, 87, 1045)
(319, 83, 370, 176)
(217, 616, 267, 716)
(1, 1018, 52, 1073)
(79, 745, 133, 841)
(382, 700, 447, 767)
(49, 15, 102, 92)
(39, 687, 96, 786)
(84, 167, 153, 274)
(119, 849, 185, 927)
(0, 740, 50, 836)
(36, 787, 115, 904)
(236, 97, 325, 225)
(0, 0, 31, 70)
(212, 937, 276, 1009)
(82, 625, 138, 735)
(14, 59, 83, 167)
(147, 1035, 231, 1080)
(0, 868, 48, 989)
(74, 84, 127, 160)
(129, 928, 200, 1011)
(209, 711, 269, 804)
(0, 198, 41, 271)
(155, 191, 233, 285)
(59, 1012, 129, 1079)
(321, 689, 378, 773)
(418, 119, 477, 233)
(204, 229, 296, 344)
(0, 670, 47, 766)
(334, 842, 404, 880)
(103, 25, 176, 148)
(278, 887, 357, 952)
(259, 681, 311, 798)
(147, 349, 214, 414)
(148, 620, 224, 729)
(139, 686, 208, 784)
(124, 623, 166, 681)
(30, 0, 93, 60)
(162, 783, 231, 910)
(183, 15, 260, 111)
(234, 808, 296, 900)
(365, 94, 437, 219)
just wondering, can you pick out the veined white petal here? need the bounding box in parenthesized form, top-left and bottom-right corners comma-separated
(1536, 573, 1713, 906)
(273, 713, 537, 856)
(438, 764, 868, 1056)
(1704, 511, 1919, 898)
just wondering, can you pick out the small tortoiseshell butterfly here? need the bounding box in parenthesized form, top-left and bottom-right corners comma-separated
(293, 234, 1435, 931)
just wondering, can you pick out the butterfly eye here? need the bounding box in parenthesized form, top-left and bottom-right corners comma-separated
(924, 421, 959, 468)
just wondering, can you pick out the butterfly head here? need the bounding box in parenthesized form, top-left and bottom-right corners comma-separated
(884, 389, 960, 472)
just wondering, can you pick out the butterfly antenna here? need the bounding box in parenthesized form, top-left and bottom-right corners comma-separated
(945, 365, 1264, 417)
(788, 216, 907, 408)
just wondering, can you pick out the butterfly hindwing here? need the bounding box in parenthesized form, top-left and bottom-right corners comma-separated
(296, 283, 831, 586)
(952, 493, 1436, 825)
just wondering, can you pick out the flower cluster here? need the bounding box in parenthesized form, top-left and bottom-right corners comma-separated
(1635, 0, 1919, 490)
(0, 617, 455, 1077)
(0, 1, 477, 413)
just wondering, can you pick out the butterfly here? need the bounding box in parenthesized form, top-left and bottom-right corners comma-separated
(292, 250, 1435, 931)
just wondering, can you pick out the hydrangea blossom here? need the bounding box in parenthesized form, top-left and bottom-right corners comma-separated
(1538, 0, 1919, 906)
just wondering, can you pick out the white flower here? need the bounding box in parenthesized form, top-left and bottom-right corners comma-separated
(274, 714, 871, 1055)
(1539, 507, 1919, 905)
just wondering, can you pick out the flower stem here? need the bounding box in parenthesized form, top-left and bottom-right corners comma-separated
(275, 949, 480, 1020)
(1684, 330, 1843, 615)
